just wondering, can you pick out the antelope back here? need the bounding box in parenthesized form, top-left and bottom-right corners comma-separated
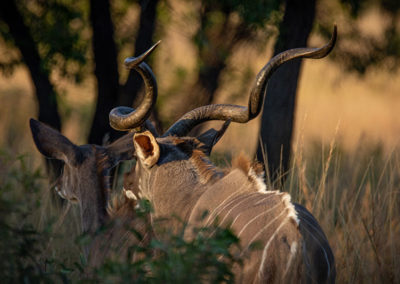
(185, 169, 302, 283)
(132, 130, 335, 283)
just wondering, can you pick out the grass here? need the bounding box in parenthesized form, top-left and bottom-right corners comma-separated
(285, 138, 400, 283)
(1, 135, 399, 282)
(0, 150, 244, 283)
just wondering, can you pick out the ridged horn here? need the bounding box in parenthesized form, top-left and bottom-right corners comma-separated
(163, 25, 337, 137)
(109, 41, 161, 131)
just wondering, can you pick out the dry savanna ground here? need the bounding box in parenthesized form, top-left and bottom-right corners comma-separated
(0, 18, 399, 283)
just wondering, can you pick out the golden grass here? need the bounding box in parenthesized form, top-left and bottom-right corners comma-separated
(287, 137, 400, 283)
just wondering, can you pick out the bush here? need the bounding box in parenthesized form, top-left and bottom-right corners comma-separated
(0, 151, 244, 283)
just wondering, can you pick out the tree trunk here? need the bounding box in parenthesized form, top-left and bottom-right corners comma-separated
(256, 0, 316, 186)
(0, 1, 64, 184)
(172, 5, 247, 131)
(88, 0, 120, 144)
(0, 1, 61, 131)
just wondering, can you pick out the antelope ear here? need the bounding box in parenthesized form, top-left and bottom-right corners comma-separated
(133, 131, 160, 168)
(197, 120, 231, 156)
(29, 118, 81, 166)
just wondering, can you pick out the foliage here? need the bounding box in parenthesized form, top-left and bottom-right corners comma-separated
(317, 0, 400, 74)
(191, 0, 282, 69)
(202, 0, 282, 28)
(0, 151, 244, 283)
(0, 0, 89, 82)
(0, 150, 71, 283)
(0, 0, 142, 82)
(86, 207, 242, 283)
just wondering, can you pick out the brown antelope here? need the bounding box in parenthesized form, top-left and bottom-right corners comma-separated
(108, 27, 338, 283)
(29, 44, 160, 266)
(30, 118, 152, 266)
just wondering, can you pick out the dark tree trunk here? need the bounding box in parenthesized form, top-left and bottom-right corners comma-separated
(0, 1, 61, 131)
(173, 6, 227, 122)
(181, 61, 227, 112)
(172, 5, 249, 131)
(0, 1, 64, 184)
(88, 0, 120, 144)
(256, 0, 316, 186)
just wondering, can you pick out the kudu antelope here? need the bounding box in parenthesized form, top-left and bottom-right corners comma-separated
(109, 27, 338, 283)
(29, 43, 160, 266)
(30, 118, 152, 265)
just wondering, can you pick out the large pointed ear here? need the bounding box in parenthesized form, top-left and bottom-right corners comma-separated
(197, 120, 231, 156)
(106, 132, 135, 167)
(133, 131, 160, 168)
(29, 118, 80, 165)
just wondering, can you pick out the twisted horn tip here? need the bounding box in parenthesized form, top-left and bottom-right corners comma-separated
(124, 40, 162, 68)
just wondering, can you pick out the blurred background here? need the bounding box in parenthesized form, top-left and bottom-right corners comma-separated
(1, 0, 399, 160)
(0, 0, 399, 282)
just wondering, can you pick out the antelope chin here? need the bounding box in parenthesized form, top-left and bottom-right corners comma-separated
(123, 188, 138, 200)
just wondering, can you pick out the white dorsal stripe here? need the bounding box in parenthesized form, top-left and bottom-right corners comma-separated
(230, 193, 276, 228)
(203, 169, 256, 224)
(216, 193, 263, 227)
(237, 201, 283, 238)
(244, 208, 289, 253)
(255, 191, 279, 205)
(204, 190, 241, 225)
(207, 194, 267, 238)
(229, 212, 243, 228)
(284, 241, 298, 277)
(205, 192, 260, 226)
(258, 216, 290, 278)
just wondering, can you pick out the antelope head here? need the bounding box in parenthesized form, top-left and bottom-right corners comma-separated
(30, 118, 135, 233)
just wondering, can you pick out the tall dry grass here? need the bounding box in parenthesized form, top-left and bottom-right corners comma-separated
(282, 136, 400, 283)
(2, 133, 398, 282)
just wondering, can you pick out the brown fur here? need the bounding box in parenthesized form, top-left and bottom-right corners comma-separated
(173, 137, 224, 184)
(232, 154, 264, 178)
(107, 194, 137, 218)
(29, 119, 150, 269)
(89, 194, 151, 269)
(133, 133, 323, 283)
(232, 153, 252, 173)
